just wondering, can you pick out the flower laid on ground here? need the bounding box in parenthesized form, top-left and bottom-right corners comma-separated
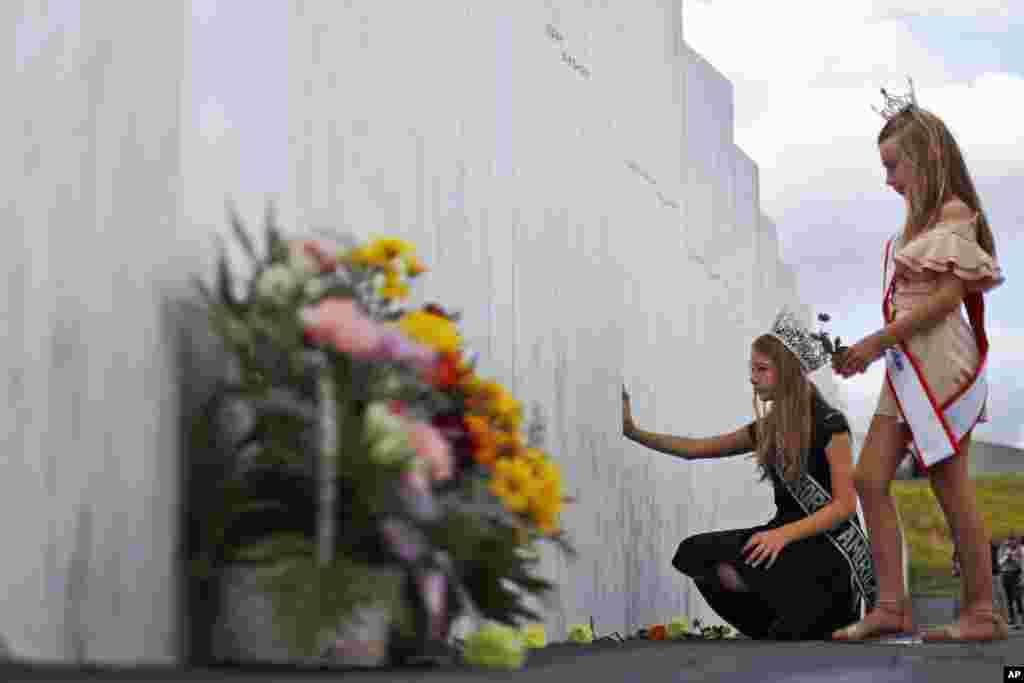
(667, 616, 689, 640)
(630, 619, 735, 642)
(522, 623, 547, 649)
(191, 208, 574, 663)
(462, 623, 526, 670)
(699, 624, 736, 640)
(567, 623, 594, 644)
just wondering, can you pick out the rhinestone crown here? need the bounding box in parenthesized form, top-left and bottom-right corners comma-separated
(768, 308, 830, 374)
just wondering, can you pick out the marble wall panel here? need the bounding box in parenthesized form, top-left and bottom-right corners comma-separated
(3, 0, 837, 662)
(5, 0, 199, 664)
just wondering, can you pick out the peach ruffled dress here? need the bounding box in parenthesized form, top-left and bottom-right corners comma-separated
(875, 213, 1005, 420)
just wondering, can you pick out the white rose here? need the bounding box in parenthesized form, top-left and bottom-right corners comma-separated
(370, 433, 411, 465)
(303, 277, 326, 301)
(288, 242, 319, 279)
(256, 264, 298, 305)
(364, 402, 405, 442)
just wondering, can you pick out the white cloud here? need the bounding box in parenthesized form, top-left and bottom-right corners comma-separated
(869, 1, 1014, 20)
(192, 0, 221, 25)
(682, 2, 1024, 220)
(681, 1, 1024, 447)
(197, 97, 231, 144)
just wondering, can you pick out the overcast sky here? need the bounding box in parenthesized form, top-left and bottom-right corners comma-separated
(682, 0, 1024, 447)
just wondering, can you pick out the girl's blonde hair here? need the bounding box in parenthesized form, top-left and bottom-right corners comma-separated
(749, 334, 819, 483)
(878, 107, 996, 258)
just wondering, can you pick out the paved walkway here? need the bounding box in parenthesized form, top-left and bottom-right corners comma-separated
(3, 628, 1022, 683)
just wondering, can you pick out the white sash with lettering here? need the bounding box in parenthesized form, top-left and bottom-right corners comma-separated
(882, 235, 990, 469)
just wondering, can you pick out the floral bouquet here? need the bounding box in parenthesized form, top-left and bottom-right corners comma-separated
(189, 205, 574, 665)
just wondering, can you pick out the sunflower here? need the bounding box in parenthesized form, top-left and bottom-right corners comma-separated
(489, 456, 540, 514)
(396, 310, 462, 354)
(373, 237, 414, 261)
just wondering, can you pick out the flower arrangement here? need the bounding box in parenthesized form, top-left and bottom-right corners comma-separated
(189, 206, 573, 663)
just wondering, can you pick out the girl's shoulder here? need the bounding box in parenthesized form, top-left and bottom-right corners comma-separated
(812, 394, 850, 433)
(933, 198, 979, 231)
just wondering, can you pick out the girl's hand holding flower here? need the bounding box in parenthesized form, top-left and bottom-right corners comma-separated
(837, 334, 886, 378)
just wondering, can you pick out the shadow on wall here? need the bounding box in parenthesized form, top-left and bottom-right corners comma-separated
(165, 292, 234, 665)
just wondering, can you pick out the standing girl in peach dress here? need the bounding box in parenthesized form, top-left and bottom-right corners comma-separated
(831, 80, 1007, 642)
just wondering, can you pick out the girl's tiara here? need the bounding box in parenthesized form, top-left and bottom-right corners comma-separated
(872, 75, 918, 120)
(768, 308, 831, 374)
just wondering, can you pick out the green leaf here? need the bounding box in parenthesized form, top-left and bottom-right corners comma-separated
(192, 275, 215, 307)
(227, 201, 259, 263)
(264, 202, 286, 262)
(214, 235, 241, 312)
(254, 552, 409, 657)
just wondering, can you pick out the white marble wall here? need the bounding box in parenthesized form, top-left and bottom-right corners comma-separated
(283, 0, 844, 637)
(3, 0, 845, 664)
(5, 0, 201, 664)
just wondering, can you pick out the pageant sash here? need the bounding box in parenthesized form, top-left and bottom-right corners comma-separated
(881, 236, 990, 469)
(774, 459, 878, 612)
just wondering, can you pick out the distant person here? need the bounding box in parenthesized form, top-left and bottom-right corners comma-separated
(1000, 537, 1023, 626)
(991, 540, 1010, 623)
(830, 81, 1007, 642)
(623, 309, 876, 640)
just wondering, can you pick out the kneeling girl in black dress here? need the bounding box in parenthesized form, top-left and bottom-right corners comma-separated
(622, 309, 878, 640)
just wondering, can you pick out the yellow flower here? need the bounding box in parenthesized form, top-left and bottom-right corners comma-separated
(345, 245, 387, 269)
(567, 623, 593, 644)
(462, 623, 526, 670)
(489, 457, 539, 514)
(380, 284, 409, 301)
(667, 617, 689, 640)
(528, 468, 562, 534)
(373, 237, 414, 260)
(404, 254, 428, 277)
(396, 310, 461, 353)
(492, 393, 521, 426)
(379, 271, 410, 301)
(522, 624, 547, 649)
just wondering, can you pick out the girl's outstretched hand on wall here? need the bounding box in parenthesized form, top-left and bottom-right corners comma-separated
(622, 386, 636, 437)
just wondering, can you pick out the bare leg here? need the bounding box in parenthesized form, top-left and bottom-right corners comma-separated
(921, 433, 1009, 641)
(832, 414, 915, 640)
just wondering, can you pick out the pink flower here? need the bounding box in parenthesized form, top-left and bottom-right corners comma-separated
(373, 329, 437, 370)
(288, 239, 338, 274)
(301, 298, 382, 358)
(401, 466, 430, 494)
(417, 572, 448, 640)
(407, 420, 453, 483)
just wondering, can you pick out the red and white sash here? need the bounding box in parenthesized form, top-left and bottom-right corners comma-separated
(882, 235, 990, 470)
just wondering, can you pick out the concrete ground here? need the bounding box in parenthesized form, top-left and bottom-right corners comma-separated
(2, 627, 1022, 683)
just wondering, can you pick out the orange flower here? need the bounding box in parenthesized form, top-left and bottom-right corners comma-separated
(426, 351, 461, 389)
(648, 624, 667, 641)
(465, 415, 498, 468)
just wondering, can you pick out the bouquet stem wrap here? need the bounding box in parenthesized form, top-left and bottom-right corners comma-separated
(318, 370, 339, 567)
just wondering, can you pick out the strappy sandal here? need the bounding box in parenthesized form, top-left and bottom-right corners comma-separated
(831, 598, 915, 641)
(921, 609, 1009, 642)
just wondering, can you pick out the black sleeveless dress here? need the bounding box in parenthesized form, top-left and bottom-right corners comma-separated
(671, 393, 862, 640)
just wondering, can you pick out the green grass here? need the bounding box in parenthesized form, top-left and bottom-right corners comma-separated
(892, 473, 1024, 597)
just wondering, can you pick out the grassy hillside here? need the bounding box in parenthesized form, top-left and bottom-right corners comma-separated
(892, 473, 1024, 597)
